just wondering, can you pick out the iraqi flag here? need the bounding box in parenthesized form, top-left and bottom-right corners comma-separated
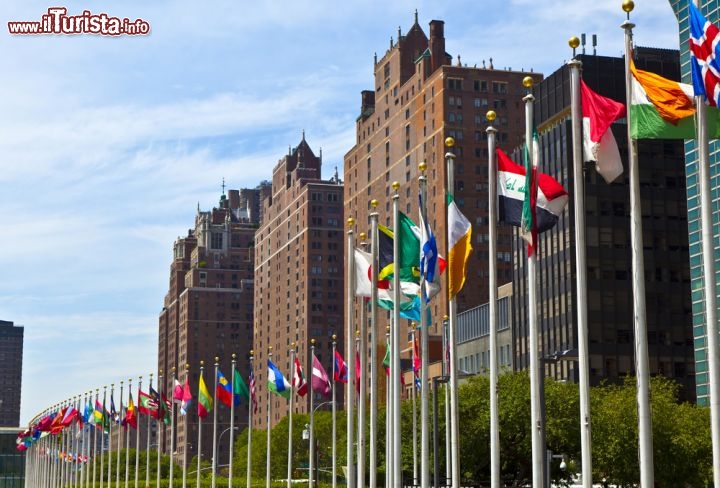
(497, 147, 568, 247)
(581, 79, 625, 183)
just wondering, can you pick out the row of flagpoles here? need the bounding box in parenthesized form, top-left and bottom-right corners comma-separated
(19, 3, 720, 487)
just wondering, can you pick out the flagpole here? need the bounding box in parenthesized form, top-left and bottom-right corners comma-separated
(288, 344, 295, 488)
(331, 335, 338, 488)
(230, 354, 237, 488)
(100, 386, 106, 488)
(108, 384, 114, 488)
(125, 380, 131, 488)
(692, 2, 720, 486)
(198, 364, 205, 488)
(418, 165, 431, 488)
(182, 365, 189, 488)
(357, 239, 367, 488)
(309, 339, 316, 488)
(147, 373, 154, 488)
(486, 111, 501, 488)
(369, 203, 379, 488)
(346, 217, 357, 488)
(384, 325, 391, 488)
(169, 369, 176, 488)
(390, 180, 401, 488)
(568, 47, 594, 488)
(135, 378, 141, 488)
(411, 328, 418, 487)
(118, 381, 123, 488)
(81, 392, 88, 488)
(212, 359, 220, 488)
(158, 371, 164, 488)
(521, 81, 544, 488)
(445, 138, 463, 488)
(266, 348, 273, 488)
(621, 9, 654, 487)
(444, 319, 451, 487)
(247, 352, 255, 488)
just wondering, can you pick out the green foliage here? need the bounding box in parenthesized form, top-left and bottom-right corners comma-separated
(76, 373, 714, 488)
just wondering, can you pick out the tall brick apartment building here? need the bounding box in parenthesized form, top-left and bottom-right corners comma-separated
(158, 184, 268, 463)
(253, 135, 345, 428)
(343, 15, 542, 351)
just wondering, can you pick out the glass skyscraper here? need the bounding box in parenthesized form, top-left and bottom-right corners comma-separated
(670, 0, 720, 405)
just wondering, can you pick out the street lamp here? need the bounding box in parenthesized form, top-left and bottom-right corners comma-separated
(546, 450, 567, 486)
(215, 426, 239, 473)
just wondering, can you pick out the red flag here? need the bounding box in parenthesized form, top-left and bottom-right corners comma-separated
(580, 79, 625, 183)
(293, 356, 308, 397)
(334, 351, 348, 383)
(249, 369, 258, 413)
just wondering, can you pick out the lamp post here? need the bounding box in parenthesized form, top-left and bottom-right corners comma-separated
(546, 450, 567, 487)
(216, 426, 239, 470)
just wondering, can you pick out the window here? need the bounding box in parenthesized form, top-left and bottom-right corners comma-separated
(492, 81, 508, 93)
(211, 233, 223, 250)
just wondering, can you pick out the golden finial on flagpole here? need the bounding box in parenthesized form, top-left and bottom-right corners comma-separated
(347, 217, 355, 227)
(359, 232, 367, 241)
(332, 334, 337, 342)
(486, 110, 497, 123)
(419, 159, 427, 173)
(445, 136, 455, 148)
(569, 36, 580, 58)
(371, 199, 379, 208)
(622, 0, 634, 19)
(392, 181, 400, 192)
(356, 329, 361, 338)
(523, 75, 534, 90)
(311, 338, 316, 346)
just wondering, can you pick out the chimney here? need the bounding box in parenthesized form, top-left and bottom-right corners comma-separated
(429, 20, 446, 73)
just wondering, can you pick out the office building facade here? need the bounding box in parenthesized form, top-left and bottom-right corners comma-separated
(157, 184, 266, 462)
(511, 48, 695, 399)
(0, 320, 23, 427)
(670, 0, 720, 405)
(253, 135, 345, 428)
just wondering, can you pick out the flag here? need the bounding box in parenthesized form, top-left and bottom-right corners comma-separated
(93, 401, 105, 428)
(689, 1, 720, 107)
(249, 369, 258, 413)
(125, 393, 137, 429)
(413, 333, 422, 390)
(383, 342, 391, 376)
(581, 79, 625, 183)
(61, 406, 77, 427)
(334, 350, 348, 383)
(355, 349, 361, 394)
(197, 374, 213, 418)
(50, 408, 66, 434)
(418, 194, 441, 300)
(520, 131, 539, 254)
(82, 403, 92, 424)
(447, 194, 472, 298)
(217, 370, 233, 407)
(293, 356, 308, 397)
(160, 393, 171, 425)
(497, 147, 569, 253)
(110, 395, 119, 424)
(138, 390, 158, 417)
(173, 379, 184, 403)
(311, 354, 331, 397)
(149, 387, 163, 420)
(180, 379, 192, 415)
(267, 359, 291, 399)
(234, 370, 250, 406)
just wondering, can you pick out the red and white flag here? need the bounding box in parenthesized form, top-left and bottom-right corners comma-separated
(581, 79, 626, 183)
(312, 354, 331, 397)
(293, 356, 308, 397)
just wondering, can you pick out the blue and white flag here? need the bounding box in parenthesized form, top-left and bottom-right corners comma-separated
(267, 359, 291, 399)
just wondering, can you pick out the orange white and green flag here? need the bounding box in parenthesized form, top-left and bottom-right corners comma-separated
(630, 60, 720, 139)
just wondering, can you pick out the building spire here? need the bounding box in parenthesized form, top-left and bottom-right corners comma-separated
(222, 177, 226, 195)
(302, 129, 306, 141)
(414, 9, 418, 25)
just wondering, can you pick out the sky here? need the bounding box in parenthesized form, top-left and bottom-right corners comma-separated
(1, 0, 680, 426)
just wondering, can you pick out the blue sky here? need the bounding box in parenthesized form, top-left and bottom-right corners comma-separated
(1, 0, 678, 425)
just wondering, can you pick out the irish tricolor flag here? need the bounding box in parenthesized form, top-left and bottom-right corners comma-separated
(447, 194, 472, 298)
(497, 148, 568, 239)
(630, 59, 720, 139)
